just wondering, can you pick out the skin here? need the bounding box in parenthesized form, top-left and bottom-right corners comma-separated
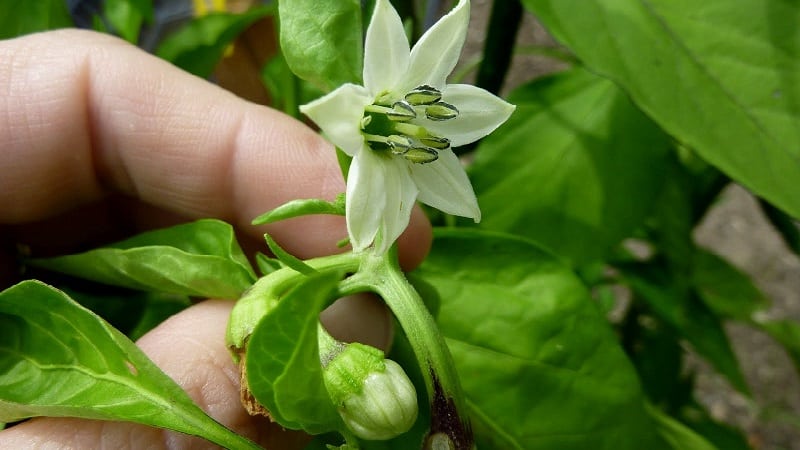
(0, 29, 432, 449)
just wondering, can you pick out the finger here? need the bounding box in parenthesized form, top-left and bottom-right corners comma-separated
(0, 29, 431, 269)
(0, 300, 312, 450)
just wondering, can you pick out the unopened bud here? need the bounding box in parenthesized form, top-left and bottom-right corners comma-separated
(322, 341, 418, 440)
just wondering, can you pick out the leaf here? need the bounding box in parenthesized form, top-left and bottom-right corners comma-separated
(264, 233, 317, 275)
(692, 249, 771, 321)
(103, 0, 154, 43)
(620, 260, 750, 394)
(29, 219, 256, 299)
(470, 68, 671, 266)
(522, 0, 800, 219)
(649, 406, 720, 450)
(0, 0, 73, 39)
(245, 271, 343, 434)
(0, 281, 260, 450)
(252, 195, 345, 225)
(156, 7, 273, 78)
(412, 229, 668, 450)
(278, 0, 363, 92)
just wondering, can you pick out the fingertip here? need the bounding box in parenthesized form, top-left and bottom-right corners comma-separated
(397, 206, 433, 271)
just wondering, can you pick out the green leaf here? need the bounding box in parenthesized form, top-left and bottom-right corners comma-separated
(278, 0, 363, 92)
(692, 249, 770, 321)
(0, 1, 73, 39)
(649, 406, 719, 450)
(156, 7, 273, 78)
(0, 281, 260, 450)
(264, 233, 317, 275)
(523, 0, 800, 219)
(103, 0, 154, 43)
(29, 219, 256, 299)
(252, 195, 345, 225)
(245, 271, 343, 434)
(620, 261, 750, 394)
(412, 229, 667, 450)
(470, 68, 671, 266)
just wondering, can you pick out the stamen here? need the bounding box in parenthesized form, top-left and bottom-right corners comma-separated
(419, 136, 451, 149)
(402, 147, 439, 164)
(387, 101, 416, 121)
(387, 135, 413, 155)
(405, 85, 442, 105)
(425, 101, 459, 121)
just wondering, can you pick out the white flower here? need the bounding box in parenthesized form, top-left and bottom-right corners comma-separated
(300, 0, 515, 253)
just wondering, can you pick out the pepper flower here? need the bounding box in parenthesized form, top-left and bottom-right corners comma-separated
(300, 0, 514, 253)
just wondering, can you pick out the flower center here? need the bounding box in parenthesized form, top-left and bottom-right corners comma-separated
(361, 85, 459, 164)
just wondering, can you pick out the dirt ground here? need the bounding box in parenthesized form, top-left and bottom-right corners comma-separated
(462, 2, 800, 449)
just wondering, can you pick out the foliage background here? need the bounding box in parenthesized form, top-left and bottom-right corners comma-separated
(460, 6, 800, 449)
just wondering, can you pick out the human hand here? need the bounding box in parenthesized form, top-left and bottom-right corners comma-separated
(0, 29, 432, 449)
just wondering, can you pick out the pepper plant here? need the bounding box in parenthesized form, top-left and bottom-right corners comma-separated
(2, 0, 800, 449)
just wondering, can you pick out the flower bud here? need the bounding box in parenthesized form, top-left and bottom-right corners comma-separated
(322, 341, 418, 440)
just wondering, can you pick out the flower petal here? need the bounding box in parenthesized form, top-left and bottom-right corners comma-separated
(421, 83, 516, 147)
(346, 149, 386, 251)
(402, 0, 470, 92)
(300, 84, 372, 156)
(410, 148, 480, 222)
(363, 0, 410, 95)
(376, 157, 418, 254)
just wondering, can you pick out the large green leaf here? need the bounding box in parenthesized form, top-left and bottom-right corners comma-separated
(523, 0, 800, 219)
(278, 0, 362, 92)
(470, 68, 671, 266)
(0, 281, 259, 449)
(0, 1, 73, 39)
(245, 271, 343, 434)
(156, 7, 272, 78)
(29, 219, 256, 299)
(411, 229, 667, 450)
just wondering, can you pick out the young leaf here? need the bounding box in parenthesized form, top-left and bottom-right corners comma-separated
(523, 0, 800, 219)
(103, 0, 154, 43)
(470, 68, 671, 266)
(29, 219, 256, 299)
(252, 195, 345, 225)
(0, 281, 260, 450)
(0, 1, 73, 39)
(156, 7, 273, 78)
(410, 229, 669, 450)
(278, 0, 363, 92)
(245, 271, 343, 434)
(263, 233, 317, 275)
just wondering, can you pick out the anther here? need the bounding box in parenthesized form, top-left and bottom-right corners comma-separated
(419, 135, 450, 149)
(405, 85, 442, 105)
(425, 101, 459, 121)
(387, 101, 417, 121)
(402, 147, 439, 164)
(387, 135, 413, 154)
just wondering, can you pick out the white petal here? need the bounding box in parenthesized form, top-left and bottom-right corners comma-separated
(346, 149, 386, 251)
(402, 0, 470, 92)
(363, 0, 410, 95)
(421, 83, 516, 147)
(300, 84, 372, 156)
(376, 157, 418, 254)
(410, 149, 480, 222)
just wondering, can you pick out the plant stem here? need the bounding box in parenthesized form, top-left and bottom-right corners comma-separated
(475, 0, 523, 95)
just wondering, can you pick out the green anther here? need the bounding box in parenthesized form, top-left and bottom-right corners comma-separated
(425, 101, 459, 121)
(419, 135, 451, 149)
(387, 135, 413, 154)
(405, 85, 442, 105)
(387, 101, 416, 121)
(403, 147, 439, 164)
